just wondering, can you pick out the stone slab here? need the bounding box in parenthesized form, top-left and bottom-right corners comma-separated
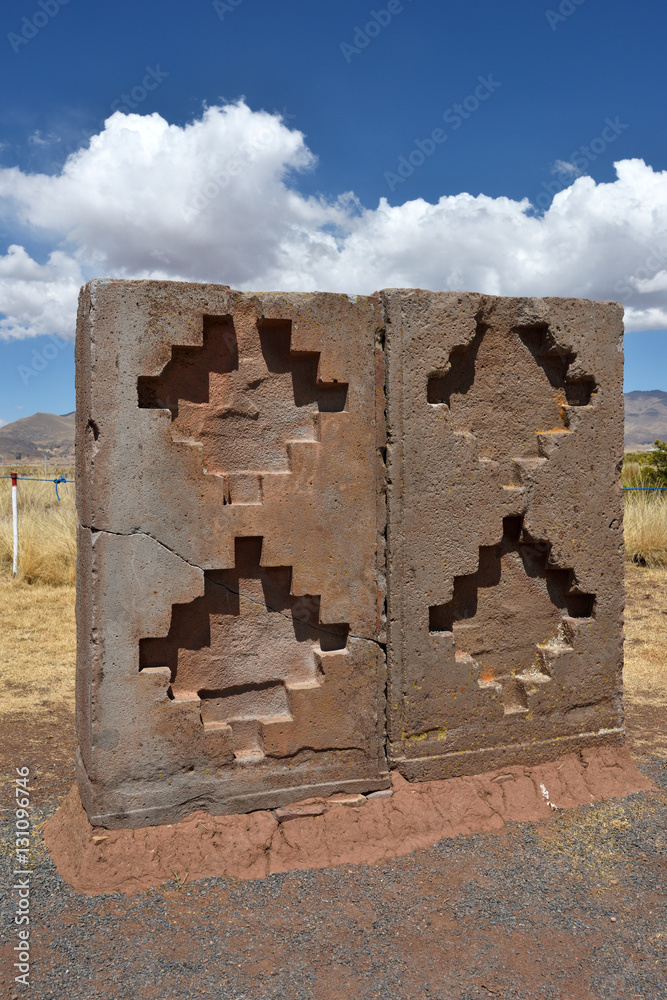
(75, 280, 388, 828)
(75, 281, 625, 828)
(382, 291, 624, 778)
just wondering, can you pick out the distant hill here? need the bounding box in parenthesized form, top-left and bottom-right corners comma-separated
(624, 390, 667, 452)
(0, 412, 75, 463)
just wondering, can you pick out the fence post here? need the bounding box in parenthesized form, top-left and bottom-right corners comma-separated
(11, 472, 18, 577)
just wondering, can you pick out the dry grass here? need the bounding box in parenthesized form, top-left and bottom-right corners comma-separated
(621, 460, 644, 488)
(0, 578, 76, 713)
(624, 491, 667, 567)
(623, 563, 667, 760)
(623, 564, 667, 709)
(0, 464, 76, 585)
(0, 468, 77, 715)
(622, 454, 667, 566)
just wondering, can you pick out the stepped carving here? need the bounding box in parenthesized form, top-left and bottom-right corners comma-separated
(429, 515, 595, 716)
(139, 537, 349, 762)
(427, 318, 596, 486)
(138, 312, 347, 503)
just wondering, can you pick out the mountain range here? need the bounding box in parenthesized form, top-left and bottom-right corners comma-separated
(623, 390, 667, 452)
(1, 392, 666, 463)
(0, 412, 75, 464)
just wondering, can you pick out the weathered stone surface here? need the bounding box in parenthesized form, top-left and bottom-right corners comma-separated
(383, 291, 624, 778)
(75, 281, 624, 829)
(76, 280, 388, 828)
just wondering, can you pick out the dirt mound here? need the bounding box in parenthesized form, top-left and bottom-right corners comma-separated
(43, 746, 653, 896)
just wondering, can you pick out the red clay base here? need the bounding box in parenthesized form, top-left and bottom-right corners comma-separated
(43, 747, 654, 896)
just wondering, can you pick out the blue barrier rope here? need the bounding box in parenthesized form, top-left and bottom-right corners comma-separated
(0, 475, 74, 500)
(623, 486, 667, 491)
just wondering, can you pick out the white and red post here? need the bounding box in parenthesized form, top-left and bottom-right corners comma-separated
(11, 472, 18, 577)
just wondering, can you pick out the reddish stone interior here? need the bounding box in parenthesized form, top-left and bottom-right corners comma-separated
(138, 315, 348, 417)
(139, 536, 349, 756)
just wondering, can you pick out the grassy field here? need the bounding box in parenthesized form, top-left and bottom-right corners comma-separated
(0, 464, 75, 586)
(622, 453, 667, 566)
(624, 490, 667, 567)
(623, 564, 667, 763)
(0, 467, 76, 716)
(624, 564, 667, 695)
(0, 580, 76, 713)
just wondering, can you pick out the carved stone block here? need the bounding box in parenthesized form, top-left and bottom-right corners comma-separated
(76, 281, 387, 827)
(75, 282, 624, 827)
(383, 291, 624, 778)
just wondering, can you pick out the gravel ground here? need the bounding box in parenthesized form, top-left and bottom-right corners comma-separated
(1, 756, 665, 1000)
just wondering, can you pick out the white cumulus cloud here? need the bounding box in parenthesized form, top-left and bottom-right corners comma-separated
(0, 100, 666, 341)
(0, 245, 85, 339)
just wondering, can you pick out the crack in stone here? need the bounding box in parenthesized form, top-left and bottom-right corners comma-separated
(83, 524, 384, 648)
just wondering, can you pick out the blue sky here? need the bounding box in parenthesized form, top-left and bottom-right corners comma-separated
(0, 0, 666, 424)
